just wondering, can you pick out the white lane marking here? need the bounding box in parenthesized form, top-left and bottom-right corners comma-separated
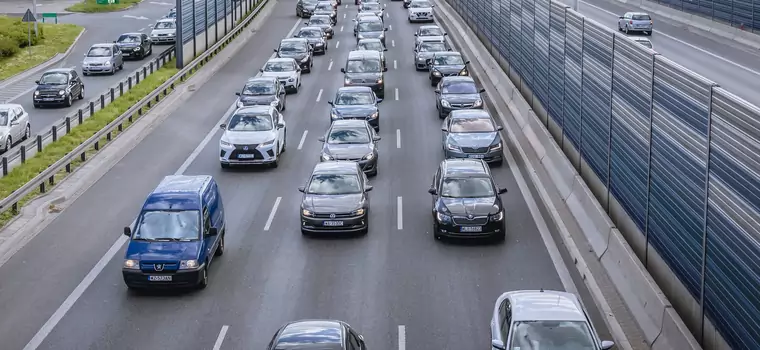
(386, 12, 389, 18)
(395, 88, 399, 100)
(213, 325, 230, 350)
(335, 40, 340, 48)
(393, 60, 397, 69)
(138, 27, 145, 31)
(328, 60, 334, 70)
(389, 24, 392, 30)
(580, 1, 760, 77)
(264, 197, 282, 231)
(340, 25, 344, 32)
(391, 39, 395, 47)
(316, 89, 324, 102)
(345, 4, 348, 8)
(397, 197, 403, 230)
(343, 13, 346, 19)
(297, 130, 308, 150)
(396, 129, 401, 148)
(398, 325, 406, 350)
(21, 18, 306, 350)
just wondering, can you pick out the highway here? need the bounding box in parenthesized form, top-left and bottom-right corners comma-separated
(579, 0, 760, 106)
(0, 0, 611, 349)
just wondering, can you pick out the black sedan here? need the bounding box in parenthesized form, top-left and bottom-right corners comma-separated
(428, 51, 469, 85)
(267, 319, 367, 350)
(435, 76, 485, 118)
(275, 38, 315, 69)
(299, 161, 373, 235)
(114, 32, 153, 60)
(442, 110, 503, 166)
(428, 159, 507, 241)
(306, 15, 335, 38)
(293, 27, 328, 55)
(234, 77, 286, 111)
(328, 86, 382, 130)
(319, 119, 381, 176)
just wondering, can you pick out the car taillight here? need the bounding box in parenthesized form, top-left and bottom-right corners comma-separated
(629, 20, 633, 24)
(650, 20, 653, 24)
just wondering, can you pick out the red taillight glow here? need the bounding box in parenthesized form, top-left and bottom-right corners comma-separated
(629, 20, 633, 24)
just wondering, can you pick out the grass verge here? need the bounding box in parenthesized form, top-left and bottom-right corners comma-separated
(0, 59, 180, 228)
(66, 0, 142, 13)
(0, 22, 83, 81)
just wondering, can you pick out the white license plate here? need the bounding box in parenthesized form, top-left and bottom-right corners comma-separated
(468, 154, 485, 159)
(323, 220, 344, 226)
(43, 98, 55, 101)
(237, 154, 256, 159)
(460, 226, 483, 233)
(148, 275, 172, 281)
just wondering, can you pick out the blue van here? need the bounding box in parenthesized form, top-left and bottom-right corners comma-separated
(122, 175, 226, 290)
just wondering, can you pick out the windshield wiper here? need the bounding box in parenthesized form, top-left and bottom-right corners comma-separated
(131, 237, 157, 241)
(152, 238, 187, 242)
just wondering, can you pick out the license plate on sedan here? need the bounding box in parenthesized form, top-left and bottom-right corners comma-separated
(148, 275, 172, 282)
(460, 226, 483, 233)
(468, 154, 485, 159)
(323, 220, 344, 226)
(237, 154, 256, 159)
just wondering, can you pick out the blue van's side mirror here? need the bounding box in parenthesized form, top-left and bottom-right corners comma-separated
(207, 227, 218, 236)
(123, 226, 132, 236)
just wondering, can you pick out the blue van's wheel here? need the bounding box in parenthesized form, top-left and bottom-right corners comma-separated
(198, 266, 208, 289)
(215, 234, 225, 256)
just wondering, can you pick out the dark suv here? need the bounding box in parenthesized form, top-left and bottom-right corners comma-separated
(114, 32, 153, 60)
(267, 319, 368, 350)
(32, 68, 84, 108)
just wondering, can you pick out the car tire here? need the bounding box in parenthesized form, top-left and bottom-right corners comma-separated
(492, 160, 503, 167)
(65, 94, 72, 107)
(624, 25, 629, 34)
(617, 23, 622, 31)
(369, 167, 378, 177)
(110, 67, 116, 75)
(23, 124, 30, 141)
(271, 145, 280, 168)
(645, 31, 652, 36)
(198, 266, 208, 289)
(78, 86, 84, 100)
(215, 234, 225, 256)
(2, 137, 10, 153)
(282, 132, 287, 153)
(493, 231, 506, 243)
(434, 225, 442, 240)
(119, 63, 124, 70)
(33, 104, 40, 109)
(220, 163, 230, 169)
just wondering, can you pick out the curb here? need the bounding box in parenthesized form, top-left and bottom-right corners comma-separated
(0, 26, 86, 89)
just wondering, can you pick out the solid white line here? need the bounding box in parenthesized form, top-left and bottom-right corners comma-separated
(213, 325, 230, 350)
(397, 197, 403, 230)
(335, 40, 340, 48)
(264, 197, 282, 231)
(340, 25, 344, 32)
(22, 17, 306, 350)
(394, 88, 399, 100)
(396, 129, 401, 148)
(393, 60, 397, 69)
(386, 12, 389, 17)
(316, 89, 323, 102)
(389, 24, 392, 31)
(391, 39, 395, 47)
(328, 61, 334, 70)
(398, 325, 406, 350)
(297, 130, 308, 150)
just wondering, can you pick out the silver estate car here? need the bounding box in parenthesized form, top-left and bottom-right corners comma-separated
(618, 12, 653, 35)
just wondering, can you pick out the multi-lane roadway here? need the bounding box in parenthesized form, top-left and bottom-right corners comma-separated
(0, 0, 611, 349)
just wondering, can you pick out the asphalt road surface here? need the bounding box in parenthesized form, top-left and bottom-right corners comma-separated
(9, 1, 176, 135)
(579, 0, 760, 106)
(0, 0, 612, 349)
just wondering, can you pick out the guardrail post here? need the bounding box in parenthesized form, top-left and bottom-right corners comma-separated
(155, 93, 160, 103)
(89, 101, 95, 116)
(11, 202, 17, 215)
(118, 122, 123, 132)
(65, 116, 71, 133)
(110, 88, 115, 101)
(142, 66, 147, 77)
(100, 94, 105, 109)
(94, 140, 99, 151)
(2, 157, 7, 176)
(78, 109, 83, 125)
(48, 175, 54, 187)
(150, 62, 154, 74)
(39, 181, 46, 194)
(80, 151, 85, 162)
(36, 135, 42, 152)
(66, 161, 71, 173)
(52, 125, 58, 142)
(107, 131, 112, 142)
(120, 82, 124, 96)
(136, 72, 140, 84)
(128, 76, 132, 89)
(20, 145, 26, 163)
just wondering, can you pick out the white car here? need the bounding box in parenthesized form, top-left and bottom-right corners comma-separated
(414, 25, 446, 45)
(150, 18, 176, 44)
(0, 104, 31, 153)
(408, 0, 434, 22)
(359, 2, 383, 18)
(259, 58, 302, 93)
(219, 105, 287, 169)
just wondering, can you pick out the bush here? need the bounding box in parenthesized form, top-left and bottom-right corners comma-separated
(0, 16, 44, 49)
(0, 35, 18, 57)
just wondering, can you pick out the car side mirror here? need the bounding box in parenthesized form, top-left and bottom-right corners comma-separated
(601, 341, 615, 350)
(376, 98, 383, 103)
(207, 227, 218, 236)
(498, 187, 508, 194)
(426, 58, 432, 65)
(235, 92, 241, 96)
(35, 80, 39, 84)
(384, 48, 388, 51)
(318, 136, 326, 142)
(618, 16, 624, 19)
(340, 68, 346, 73)
(384, 27, 388, 31)
(219, 123, 227, 129)
(277, 123, 285, 128)
(441, 126, 447, 131)
(112, 40, 116, 43)
(434, 89, 440, 93)
(280, 89, 286, 95)
(497, 125, 503, 131)
(465, 60, 471, 64)
(373, 136, 381, 141)
(123, 226, 132, 236)
(491, 339, 506, 350)
(273, 48, 278, 52)
(328, 100, 334, 106)
(259, 68, 264, 72)
(383, 67, 388, 72)
(444, 32, 448, 35)
(365, 185, 373, 192)
(304, 21, 308, 24)
(479, 88, 486, 93)
(414, 33, 418, 36)
(298, 186, 305, 193)
(428, 188, 437, 195)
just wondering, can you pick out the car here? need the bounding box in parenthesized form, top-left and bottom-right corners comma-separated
(407, 0, 434, 22)
(305, 15, 335, 39)
(328, 86, 383, 130)
(330, 0, 340, 8)
(32, 68, 84, 108)
(259, 58, 303, 92)
(315, 1, 338, 24)
(0, 104, 31, 153)
(428, 159, 507, 241)
(428, 51, 469, 85)
(318, 119, 381, 175)
(292, 27, 327, 55)
(435, 76, 485, 118)
(267, 320, 367, 350)
(275, 38, 315, 70)
(299, 161, 372, 235)
(354, 16, 388, 45)
(413, 40, 449, 70)
(114, 32, 153, 60)
(356, 38, 388, 69)
(490, 290, 616, 350)
(631, 36, 653, 49)
(441, 110, 503, 165)
(403, 0, 412, 9)
(618, 11, 653, 35)
(296, 0, 319, 17)
(218, 105, 287, 168)
(414, 25, 446, 44)
(150, 18, 176, 44)
(353, 13, 383, 36)
(359, 1, 383, 18)
(341, 50, 387, 97)
(81, 43, 124, 75)
(121, 175, 226, 290)
(235, 77, 287, 111)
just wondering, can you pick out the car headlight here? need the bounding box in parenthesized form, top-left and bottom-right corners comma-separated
(459, 69, 468, 76)
(321, 153, 333, 161)
(123, 259, 140, 269)
(236, 101, 245, 107)
(436, 212, 452, 223)
(34, 91, 39, 96)
(270, 100, 280, 106)
(352, 208, 365, 216)
(441, 100, 450, 107)
(331, 112, 340, 120)
(302, 209, 314, 217)
(301, 56, 309, 62)
(474, 99, 483, 107)
(432, 71, 441, 76)
(446, 143, 460, 151)
(134, 46, 141, 51)
(344, 78, 351, 85)
(168, 32, 175, 36)
(220, 139, 232, 147)
(369, 112, 378, 119)
(377, 78, 383, 84)
(490, 211, 504, 221)
(490, 142, 502, 151)
(179, 260, 200, 269)
(363, 152, 374, 160)
(58, 90, 65, 95)
(261, 139, 275, 146)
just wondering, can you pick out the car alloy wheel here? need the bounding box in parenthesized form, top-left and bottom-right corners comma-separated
(23, 125, 30, 140)
(3, 138, 10, 152)
(65, 95, 72, 107)
(79, 86, 84, 99)
(215, 234, 225, 256)
(198, 266, 208, 289)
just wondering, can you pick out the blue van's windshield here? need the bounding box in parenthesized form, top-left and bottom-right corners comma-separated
(135, 210, 200, 240)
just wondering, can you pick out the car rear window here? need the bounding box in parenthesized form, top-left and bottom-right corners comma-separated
(632, 14, 650, 20)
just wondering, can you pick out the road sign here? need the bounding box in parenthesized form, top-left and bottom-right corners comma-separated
(21, 9, 37, 22)
(42, 13, 58, 24)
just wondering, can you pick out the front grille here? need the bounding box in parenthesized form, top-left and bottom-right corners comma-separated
(140, 261, 179, 272)
(229, 144, 265, 160)
(88, 63, 103, 67)
(313, 212, 356, 218)
(416, 12, 429, 15)
(335, 157, 362, 161)
(38, 91, 60, 98)
(450, 103, 474, 108)
(461, 146, 489, 153)
(452, 216, 489, 225)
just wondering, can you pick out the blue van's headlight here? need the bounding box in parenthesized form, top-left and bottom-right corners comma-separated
(123, 259, 140, 269)
(180, 260, 200, 269)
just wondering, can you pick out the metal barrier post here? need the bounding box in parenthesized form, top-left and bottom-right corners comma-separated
(2, 157, 7, 176)
(20, 145, 26, 163)
(66, 116, 71, 133)
(100, 94, 105, 109)
(52, 125, 58, 142)
(36, 135, 42, 152)
(110, 88, 115, 101)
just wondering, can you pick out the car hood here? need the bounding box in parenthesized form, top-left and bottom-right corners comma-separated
(447, 132, 499, 148)
(302, 193, 364, 213)
(323, 143, 373, 159)
(432, 64, 466, 74)
(409, 7, 433, 13)
(116, 42, 140, 48)
(439, 196, 498, 216)
(279, 51, 310, 60)
(331, 105, 377, 117)
(151, 28, 175, 35)
(415, 51, 437, 60)
(440, 93, 481, 103)
(222, 130, 277, 145)
(35, 83, 66, 92)
(302, 4, 317, 10)
(357, 30, 384, 39)
(313, 23, 333, 31)
(124, 241, 200, 261)
(83, 56, 111, 64)
(418, 35, 445, 42)
(345, 72, 381, 82)
(261, 71, 297, 80)
(239, 94, 278, 106)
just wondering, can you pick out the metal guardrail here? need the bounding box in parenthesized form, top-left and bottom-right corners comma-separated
(0, 47, 176, 178)
(447, 0, 760, 348)
(0, 0, 268, 214)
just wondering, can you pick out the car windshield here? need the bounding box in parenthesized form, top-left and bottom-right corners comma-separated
(632, 14, 650, 20)
(328, 127, 371, 144)
(310, 17, 330, 25)
(442, 82, 477, 94)
(0, 111, 8, 125)
(303, 0, 318, 6)
(155, 21, 175, 29)
(419, 42, 447, 52)
(434, 54, 464, 65)
(264, 61, 295, 72)
(117, 35, 141, 43)
(362, 3, 381, 11)
(357, 21, 383, 31)
(242, 81, 276, 95)
(509, 320, 597, 350)
(307, 174, 362, 195)
(315, 4, 331, 10)
(419, 27, 444, 36)
(410, 1, 431, 8)
(281, 41, 308, 52)
(346, 59, 381, 73)
(39, 72, 68, 84)
(87, 47, 111, 57)
(134, 210, 200, 241)
(335, 91, 374, 105)
(227, 113, 274, 131)
(450, 118, 495, 132)
(358, 41, 384, 51)
(440, 177, 495, 198)
(297, 29, 322, 38)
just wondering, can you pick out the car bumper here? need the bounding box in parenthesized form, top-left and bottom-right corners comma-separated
(122, 267, 204, 288)
(434, 220, 505, 239)
(440, 104, 483, 117)
(415, 59, 429, 69)
(301, 214, 368, 233)
(409, 14, 434, 21)
(444, 149, 503, 163)
(33, 95, 67, 104)
(220, 143, 279, 165)
(343, 82, 384, 95)
(121, 50, 143, 58)
(82, 65, 114, 73)
(151, 36, 176, 43)
(312, 45, 327, 53)
(633, 26, 653, 31)
(277, 79, 298, 89)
